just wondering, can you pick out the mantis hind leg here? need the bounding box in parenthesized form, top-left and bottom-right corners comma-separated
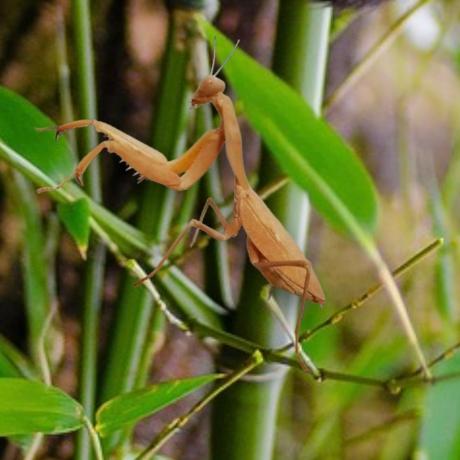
(253, 259, 322, 378)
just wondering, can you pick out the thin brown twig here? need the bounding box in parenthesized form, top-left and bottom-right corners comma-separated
(276, 238, 443, 354)
(392, 340, 460, 385)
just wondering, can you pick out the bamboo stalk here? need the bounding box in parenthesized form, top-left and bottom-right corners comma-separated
(210, 3, 332, 459)
(71, 2, 106, 459)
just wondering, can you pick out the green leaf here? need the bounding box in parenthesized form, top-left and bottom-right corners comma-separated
(419, 354, 460, 460)
(0, 86, 73, 180)
(0, 378, 84, 435)
(96, 374, 219, 437)
(201, 22, 379, 237)
(58, 198, 91, 259)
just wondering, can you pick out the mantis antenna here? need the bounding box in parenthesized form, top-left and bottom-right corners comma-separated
(210, 36, 217, 75)
(213, 39, 240, 77)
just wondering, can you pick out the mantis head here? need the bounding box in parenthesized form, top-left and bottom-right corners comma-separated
(191, 75, 226, 106)
(191, 38, 240, 106)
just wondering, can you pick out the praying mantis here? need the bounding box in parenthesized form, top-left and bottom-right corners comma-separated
(41, 42, 325, 372)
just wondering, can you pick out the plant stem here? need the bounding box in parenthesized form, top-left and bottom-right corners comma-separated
(71, 0, 100, 197)
(211, 4, 332, 459)
(91, 215, 401, 389)
(72, 1, 106, 459)
(89, 215, 453, 392)
(55, 5, 77, 153)
(83, 417, 105, 460)
(23, 434, 44, 460)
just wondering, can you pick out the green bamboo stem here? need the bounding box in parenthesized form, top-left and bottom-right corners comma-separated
(71, 0, 100, 197)
(71, 2, 106, 459)
(211, 4, 332, 459)
(56, 5, 77, 153)
(87, 218, 452, 390)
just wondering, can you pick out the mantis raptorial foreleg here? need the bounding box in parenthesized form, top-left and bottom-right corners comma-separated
(38, 120, 225, 192)
(39, 45, 241, 194)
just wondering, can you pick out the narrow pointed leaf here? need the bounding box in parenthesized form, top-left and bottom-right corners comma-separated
(0, 378, 84, 435)
(201, 22, 379, 237)
(58, 198, 91, 259)
(96, 374, 219, 436)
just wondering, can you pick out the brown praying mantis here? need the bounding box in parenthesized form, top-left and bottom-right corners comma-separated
(40, 41, 325, 373)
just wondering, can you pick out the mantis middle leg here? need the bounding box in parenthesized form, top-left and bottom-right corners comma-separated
(190, 196, 233, 246)
(137, 199, 241, 285)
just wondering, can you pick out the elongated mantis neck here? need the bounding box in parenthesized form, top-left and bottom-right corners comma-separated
(213, 93, 251, 189)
